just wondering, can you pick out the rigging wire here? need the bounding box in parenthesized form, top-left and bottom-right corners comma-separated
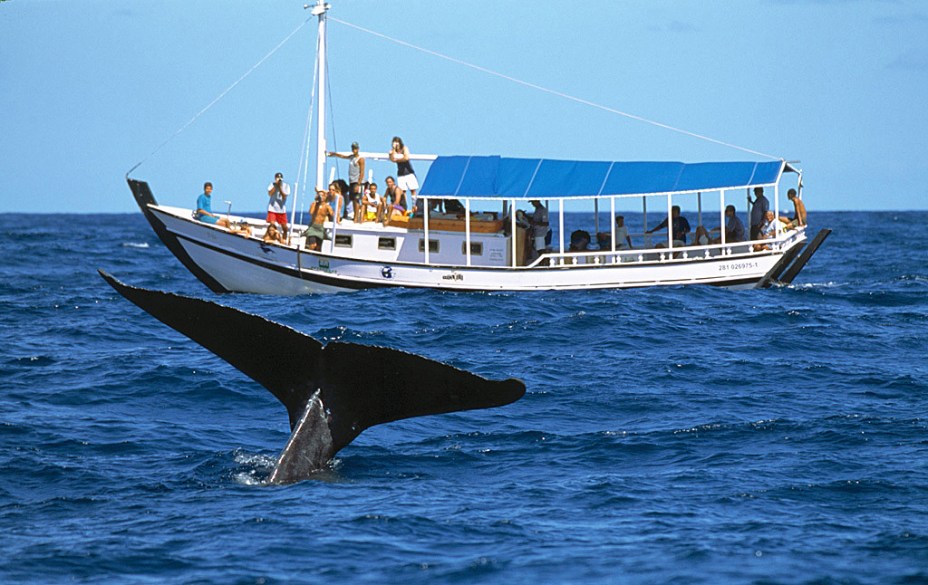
(293, 30, 321, 229)
(325, 41, 340, 183)
(127, 15, 314, 176)
(329, 16, 780, 161)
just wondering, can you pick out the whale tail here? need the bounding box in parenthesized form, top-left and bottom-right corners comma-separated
(99, 271, 525, 483)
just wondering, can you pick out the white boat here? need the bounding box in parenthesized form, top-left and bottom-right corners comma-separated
(129, 1, 829, 295)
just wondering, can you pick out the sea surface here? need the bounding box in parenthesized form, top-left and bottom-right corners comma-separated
(1, 211, 927, 584)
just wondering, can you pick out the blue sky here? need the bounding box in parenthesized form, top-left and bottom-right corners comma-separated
(1, 0, 926, 213)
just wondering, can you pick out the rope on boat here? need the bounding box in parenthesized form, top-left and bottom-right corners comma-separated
(127, 15, 314, 177)
(293, 29, 321, 231)
(330, 17, 780, 161)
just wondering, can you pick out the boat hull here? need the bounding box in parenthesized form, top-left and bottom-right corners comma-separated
(144, 205, 793, 295)
(130, 179, 820, 295)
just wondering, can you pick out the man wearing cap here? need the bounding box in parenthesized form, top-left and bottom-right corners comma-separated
(327, 142, 365, 221)
(267, 172, 291, 238)
(749, 186, 769, 241)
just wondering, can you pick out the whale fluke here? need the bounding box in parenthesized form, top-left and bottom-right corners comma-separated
(99, 270, 525, 483)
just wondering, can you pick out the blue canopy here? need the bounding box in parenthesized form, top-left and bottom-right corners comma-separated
(419, 156, 787, 199)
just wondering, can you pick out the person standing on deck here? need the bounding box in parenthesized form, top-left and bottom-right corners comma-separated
(327, 142, 365, 221)
(267, 172, 291, 238)
(749, 186, 769, 241)
(304, 190, 334, 251)
(327, 181, 345, 224)
(389, 136, 420, 211)
(529, 200, 550, 254)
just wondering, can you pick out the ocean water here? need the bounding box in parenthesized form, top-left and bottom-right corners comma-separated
(1, 211, 926, 584)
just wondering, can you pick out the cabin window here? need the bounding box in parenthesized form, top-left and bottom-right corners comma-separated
(418, 239, 440, 253)
(462, 242, 483, 256)
(378, 237, 396, 250)
(334, 234, 353, 248)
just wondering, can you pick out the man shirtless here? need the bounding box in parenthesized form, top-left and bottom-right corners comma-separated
(779, 188, 807, 229)
(304, 189, 334, 251)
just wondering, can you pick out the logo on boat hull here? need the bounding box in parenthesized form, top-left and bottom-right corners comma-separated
(442, 272, 463, 282)
(381, 266, 393, 279)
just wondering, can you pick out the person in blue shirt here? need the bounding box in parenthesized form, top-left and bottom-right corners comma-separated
(749, 186, 769, 240)
(195, 182, 230, 227)
(710, 204, 746, 243)
(647, 205, 691, 244)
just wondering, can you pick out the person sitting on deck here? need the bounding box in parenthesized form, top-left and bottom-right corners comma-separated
(380, 176, 407, 226)
(646, 205, 691, 246)
(228, 221, 253, 238)
(569, 230, 592, 252)
(779, 188, 807, 230)
(753, 210, 785, 251)
(444, 199, 465, 216)
(194, 182, 231, 227)
(503, 208, 531, 235)
(263, 221, 286, 244)
(692, 225, 711, 246)
(304, 190, 334, 251)
(596, 215, 633, 250)
(709, 204, 746, 244)
(361, 182, 381, 223)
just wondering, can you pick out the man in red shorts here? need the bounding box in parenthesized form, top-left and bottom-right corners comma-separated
(266, 172, 291, 239)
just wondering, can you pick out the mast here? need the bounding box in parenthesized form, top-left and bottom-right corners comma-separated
(311, 0, 330, 190)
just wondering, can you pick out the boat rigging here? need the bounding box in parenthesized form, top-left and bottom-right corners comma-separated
(126, 0, 829, 294)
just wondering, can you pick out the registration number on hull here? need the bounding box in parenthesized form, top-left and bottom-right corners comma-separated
(718, 261, 759, 272)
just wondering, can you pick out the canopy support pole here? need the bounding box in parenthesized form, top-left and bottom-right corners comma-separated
(642, 197, 648, 247)
(774, 183, 780, 241)
(610, 196, 616, 252)
(423, 197, 430, 264)
(667, 194, 673, 249)
(697, 191, 703, 227)
(720, 190, 727, 245)
(510, 198, 517, 268)
(465, 198, 472, 267)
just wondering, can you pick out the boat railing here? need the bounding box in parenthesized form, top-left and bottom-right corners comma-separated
(530, 229, 805, 269)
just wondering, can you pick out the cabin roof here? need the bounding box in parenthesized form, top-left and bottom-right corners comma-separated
(420, 156, 790, 199)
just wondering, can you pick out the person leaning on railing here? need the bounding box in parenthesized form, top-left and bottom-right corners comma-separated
(646, 205, 691, 244)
